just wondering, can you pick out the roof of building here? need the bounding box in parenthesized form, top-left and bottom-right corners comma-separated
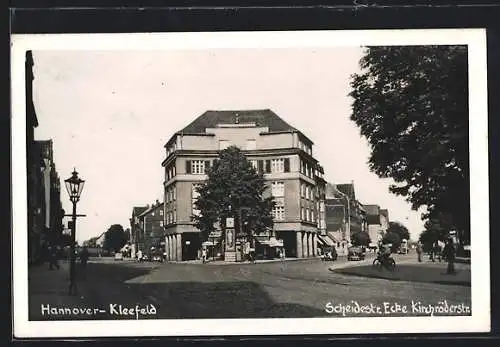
(363, 204, 380, 216)
(325, 183, 338, 199)
(133, 206, 148, 217)
(181, 109, 298, 134)
(139, 202, 164, 217)
(336, 183, 356, 201)
(380, 209, 389, 219)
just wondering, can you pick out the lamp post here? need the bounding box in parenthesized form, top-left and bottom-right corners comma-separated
(64, 168, 85, 296)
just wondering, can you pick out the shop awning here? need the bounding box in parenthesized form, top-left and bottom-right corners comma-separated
(269, 237, 283, 247)
(202, 241, 215, 247)
(317, 234, 335, 246)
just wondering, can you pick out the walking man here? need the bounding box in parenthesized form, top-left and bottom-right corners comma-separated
(443, 238, 456, 274)
(202, 247, 207, 264)
(79, 246, 90, 277)
(416, 241, 423, 263)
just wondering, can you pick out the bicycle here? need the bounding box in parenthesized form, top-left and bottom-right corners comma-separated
(372, 254, 396, 271)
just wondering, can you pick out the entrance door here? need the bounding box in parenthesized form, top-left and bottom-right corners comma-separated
(182, 233, 201, 261)
(277, 231, 297, 258)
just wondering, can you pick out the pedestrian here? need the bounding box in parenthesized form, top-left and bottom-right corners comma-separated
(48, 245, 60, 270)
(443, 238, 456, 275)
(202, 248, 207, 264)
(416, 241, 423, 263)
(79, 246, 90, 272)
(136, 249, 142, 262)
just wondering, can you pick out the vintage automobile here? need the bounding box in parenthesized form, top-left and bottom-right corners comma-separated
(347, 246, 366, 261)
(114, 252, 123, 261)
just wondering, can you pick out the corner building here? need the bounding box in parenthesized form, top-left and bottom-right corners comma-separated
(162, 109, 325, 261)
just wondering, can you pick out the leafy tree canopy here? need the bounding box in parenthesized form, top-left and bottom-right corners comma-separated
(349, 46, 469, 240)
(382, 231, 401, 252)
(103, 224, 127, 252)
(193, 146, 275, 242)
(351, 231, 371, 247)
(387, 221, 410, 242)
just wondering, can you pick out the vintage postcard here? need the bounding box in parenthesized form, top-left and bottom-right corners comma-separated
(11, 29, 489, 337)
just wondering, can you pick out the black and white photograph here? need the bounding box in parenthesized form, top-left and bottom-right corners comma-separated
(11, 29, 489, 337)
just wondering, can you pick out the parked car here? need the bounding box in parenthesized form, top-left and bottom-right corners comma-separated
(151, 253, 164, 262)
(114, 252, 123, 261)
(347, 246, 366, 261)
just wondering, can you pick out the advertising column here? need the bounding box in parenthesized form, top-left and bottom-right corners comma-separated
(224, 217, 236, 262)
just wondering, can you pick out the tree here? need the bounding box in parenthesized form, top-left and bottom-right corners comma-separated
(103, 224, 127, 253)
(382, 232, 401, 252)
(387, 221, 410, 242)
(124, 228, 131, 242)
(349, 46, 469, 241)
(419, 218, 448, 253)
(351, 231, 371, 247)
(193, 146, 275, 244)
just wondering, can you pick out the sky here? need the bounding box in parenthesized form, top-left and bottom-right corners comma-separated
(32, 47, 426, 243)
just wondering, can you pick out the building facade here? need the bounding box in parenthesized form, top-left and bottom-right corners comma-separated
(162, 109, 325, 261)
(26, 51, 64, 265)
(364, 205, 389, 247)
(322, 182, 368, 255)
(130, 204, 165, 258)
(26, 50, 42, 265)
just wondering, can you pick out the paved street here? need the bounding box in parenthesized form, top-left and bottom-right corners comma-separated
(29, 253, 471, 320)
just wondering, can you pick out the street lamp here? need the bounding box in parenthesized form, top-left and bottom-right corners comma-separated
(64, 168, 85, 296)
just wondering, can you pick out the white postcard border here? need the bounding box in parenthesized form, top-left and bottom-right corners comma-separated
(11, 29, 490, 337)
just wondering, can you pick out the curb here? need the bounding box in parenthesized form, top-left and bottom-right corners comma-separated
(166, 257, 322, 265)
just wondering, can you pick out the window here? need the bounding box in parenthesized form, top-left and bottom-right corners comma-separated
(173, 186, 176, 200)
(246, 139, 257, 150)
(301, 207, 306, 221)
(219, 140, 231, 150)
(272, 197, 285, 221)
(271, 181, 285, 197)
(189, 160, 205, 174)
(306, 186, 310, 200)
(173, 209, 176, 222)
(250, 160, 258, 171)
(271, 159, 284, 173)
(311, 210, 315, 222)
(301, 183, 305, 198)
(160, 209, 164, 216)
(306, 209, 310, 222)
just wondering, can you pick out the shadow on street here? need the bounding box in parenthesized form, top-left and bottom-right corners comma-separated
(332, 264, 471, 286)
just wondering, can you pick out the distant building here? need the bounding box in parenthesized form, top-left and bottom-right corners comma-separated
(162, 109, 325, 261)
(322, 182, 367, 255)
(26, 51, 64, 265)
(130, 205, 149, 258)
(26, 51, 42, 265)
(137, 201, 165, 256)
(364, 205, 389, 247)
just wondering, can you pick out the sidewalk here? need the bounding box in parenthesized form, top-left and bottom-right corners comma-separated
(166, 257, 320, 266)
(28, 260, 92, 320)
